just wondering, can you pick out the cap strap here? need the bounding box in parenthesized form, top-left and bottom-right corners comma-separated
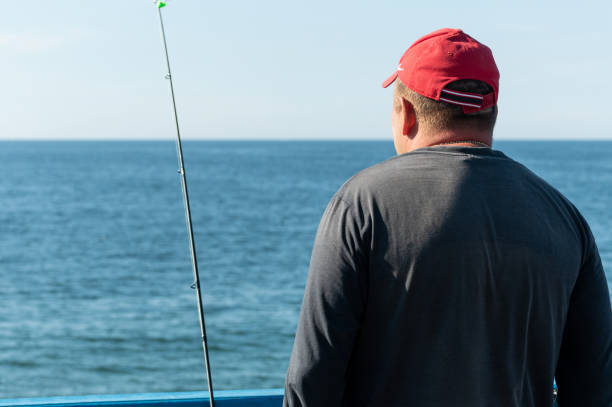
(439, 89, 483, 107)
(439, 89, 496, 113)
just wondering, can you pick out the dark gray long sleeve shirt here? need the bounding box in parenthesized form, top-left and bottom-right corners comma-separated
(284, 146, 612, 407)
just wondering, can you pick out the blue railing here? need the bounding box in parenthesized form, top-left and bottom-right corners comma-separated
(0, 389, 284, 407)
(0, 388, 560, 406)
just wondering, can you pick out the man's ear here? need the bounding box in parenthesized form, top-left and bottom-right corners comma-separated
(402, 98, 416, 136)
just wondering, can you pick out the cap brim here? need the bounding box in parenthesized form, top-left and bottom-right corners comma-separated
(382, 71, 398, 88)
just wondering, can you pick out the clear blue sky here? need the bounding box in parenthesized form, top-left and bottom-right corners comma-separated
(1, 0, 610, 140)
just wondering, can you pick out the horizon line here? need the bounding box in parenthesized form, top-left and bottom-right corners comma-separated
(0, 138, 610, 142)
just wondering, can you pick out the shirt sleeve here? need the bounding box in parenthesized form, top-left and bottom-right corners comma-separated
(283, 195, 368, 407)
(555, 218, 612, 407)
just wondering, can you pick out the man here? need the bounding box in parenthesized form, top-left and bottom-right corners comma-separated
(283, 28, 612, 406)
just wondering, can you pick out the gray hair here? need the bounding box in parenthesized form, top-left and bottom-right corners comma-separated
(394, 80, 498, 134)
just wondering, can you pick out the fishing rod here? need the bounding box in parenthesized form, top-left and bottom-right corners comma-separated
(154, 2, 215, 406)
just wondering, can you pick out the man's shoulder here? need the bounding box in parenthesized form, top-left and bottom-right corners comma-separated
(336, 147, 506, 197)
(334, 146, 582, 217)
(331, 150, 440, 210)
(335, 154, 404, 199)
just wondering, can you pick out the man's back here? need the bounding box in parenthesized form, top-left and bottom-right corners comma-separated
(284, 146, 612, 406)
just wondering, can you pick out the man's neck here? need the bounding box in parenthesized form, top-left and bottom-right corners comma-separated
(429, 139, 491, 148)
(406, 129, 492, 152)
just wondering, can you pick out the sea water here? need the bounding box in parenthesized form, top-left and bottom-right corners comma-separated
(1, 141, 610, 398)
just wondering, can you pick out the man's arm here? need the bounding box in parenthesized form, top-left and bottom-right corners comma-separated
(284, 195, 368, 407)
(555, 222, 612, 406)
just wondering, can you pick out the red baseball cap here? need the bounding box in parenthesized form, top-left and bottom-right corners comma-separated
(382, 28, 499, 113)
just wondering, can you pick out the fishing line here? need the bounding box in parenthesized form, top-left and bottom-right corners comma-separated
(154, 2, 215, 406)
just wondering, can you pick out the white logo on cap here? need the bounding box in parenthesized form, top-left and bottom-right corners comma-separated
(397, 64, 404, 71)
